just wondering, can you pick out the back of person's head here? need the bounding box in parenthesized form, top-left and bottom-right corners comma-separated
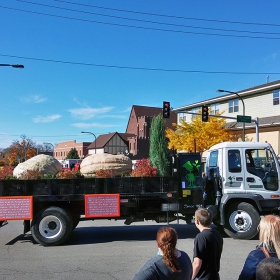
(259, 215, 280, 257)
(156, 227, 181, 273)
(195, 208, 212, 227)
(256, 257, 280, 280)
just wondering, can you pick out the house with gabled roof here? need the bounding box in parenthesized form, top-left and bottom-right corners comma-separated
(87, 132, 135, 155)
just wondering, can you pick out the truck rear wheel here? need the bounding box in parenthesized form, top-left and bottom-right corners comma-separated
(31, 207, 73, 246)
(224, 202, 260, 240)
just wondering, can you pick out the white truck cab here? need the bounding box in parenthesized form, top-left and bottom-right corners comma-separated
(204, 142, 280, 239)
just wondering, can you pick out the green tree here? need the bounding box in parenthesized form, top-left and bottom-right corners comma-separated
(149, 114, 170, 176)
(66, 148, 80, 159)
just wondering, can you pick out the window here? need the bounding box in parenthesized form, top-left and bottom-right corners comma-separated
(210, 103, 219, 115)
(273, 90, 279, 105)
(209, 150, 218, 167)
(228, 149, 241, 173)
(178, 112, 186, 121)
(191, 107, 200, 120)
(229, 99, 239, 113)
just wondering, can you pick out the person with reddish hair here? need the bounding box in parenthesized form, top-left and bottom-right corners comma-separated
(132, 227, 192, 280)
(238, 214, 280, 280)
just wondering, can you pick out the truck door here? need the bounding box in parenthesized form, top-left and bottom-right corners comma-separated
(244, 148, 279, 196)
(223, 149, 245, 192)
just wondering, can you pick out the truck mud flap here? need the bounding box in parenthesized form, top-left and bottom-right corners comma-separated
(23, 220, 31, 234)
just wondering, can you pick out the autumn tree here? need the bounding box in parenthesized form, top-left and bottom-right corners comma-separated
(0, 148, 9, 166)
(7, 135, 37, 165)
(66, 148, 80, 159)
(149, 114, 170, 176)
(166, 111, 239, 153)
(37, 143, 53, 154)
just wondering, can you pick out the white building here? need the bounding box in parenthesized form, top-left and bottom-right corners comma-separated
(174, 79, 280, 155)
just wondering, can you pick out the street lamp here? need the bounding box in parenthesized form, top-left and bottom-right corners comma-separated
(43, 142, 54, 156)
(217, 89, 245, 142)
(81, 131, 97, 154)
(0, 64, 24, 68)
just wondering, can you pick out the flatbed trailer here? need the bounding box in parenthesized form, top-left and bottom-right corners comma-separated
(0, 157, 203, 246)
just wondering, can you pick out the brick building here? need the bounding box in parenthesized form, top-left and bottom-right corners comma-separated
(125, 105, 177, 159)
(54, 140, 91, 160)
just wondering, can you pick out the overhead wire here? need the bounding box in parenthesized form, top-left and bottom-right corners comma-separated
(14, 0, 280, 36)
(1, 3, 280, 39)
(1, 53, 280, 75)
(53, 0, 280, 28)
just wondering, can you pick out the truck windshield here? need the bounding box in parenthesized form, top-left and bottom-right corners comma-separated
(246, 148, 278, 191)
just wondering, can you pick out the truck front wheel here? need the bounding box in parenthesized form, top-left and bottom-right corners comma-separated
(224, 202, 260, 240)
(31, 207, 73, 246)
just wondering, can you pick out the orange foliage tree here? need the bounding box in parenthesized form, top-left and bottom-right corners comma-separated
(166, 111, 239, 153)
(7, 135, 37, 165)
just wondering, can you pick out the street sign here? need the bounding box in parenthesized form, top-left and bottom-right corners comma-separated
(237, 115, 252, 123)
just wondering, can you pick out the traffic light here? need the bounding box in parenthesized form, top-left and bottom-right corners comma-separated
(163, 101, 170, 118)
(202, 105, 209, 122)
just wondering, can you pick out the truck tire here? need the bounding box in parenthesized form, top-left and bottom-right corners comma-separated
(31, 207, 73, 246)
(224, 202, 260, 240)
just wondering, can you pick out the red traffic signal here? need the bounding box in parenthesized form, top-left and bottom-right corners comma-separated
(163, 101, 170, 118)
(202, 105, 209, 122)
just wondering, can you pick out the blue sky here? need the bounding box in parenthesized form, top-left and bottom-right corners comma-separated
(1, 0, 280, 148)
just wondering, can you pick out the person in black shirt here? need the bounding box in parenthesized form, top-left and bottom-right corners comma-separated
(192, 208, 223, 280)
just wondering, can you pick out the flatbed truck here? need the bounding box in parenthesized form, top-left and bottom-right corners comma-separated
(1, 142, 280, 246)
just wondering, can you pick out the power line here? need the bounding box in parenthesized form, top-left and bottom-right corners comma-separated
(0, 133, 104, 138)
(1, 53, 280, 75)
(1, 5, 280, 40)
(53, 0, 280, 28)
(15, 0, 280, 36)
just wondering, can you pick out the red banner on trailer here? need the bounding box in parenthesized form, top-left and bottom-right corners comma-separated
(84, 194, 120, 218)
(0, 196, 33, 221)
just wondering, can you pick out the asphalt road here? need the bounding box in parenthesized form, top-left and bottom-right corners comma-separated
(0, 219, 259, 280)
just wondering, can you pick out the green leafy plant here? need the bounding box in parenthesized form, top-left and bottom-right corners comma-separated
(149, 114, 170, 176)
(4, 175, 18, 180)
(41, 174, 57, 179)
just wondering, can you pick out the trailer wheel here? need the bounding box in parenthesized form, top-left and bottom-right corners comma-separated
(224, 202, 260, 240)
(31, 207, 73, 246)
